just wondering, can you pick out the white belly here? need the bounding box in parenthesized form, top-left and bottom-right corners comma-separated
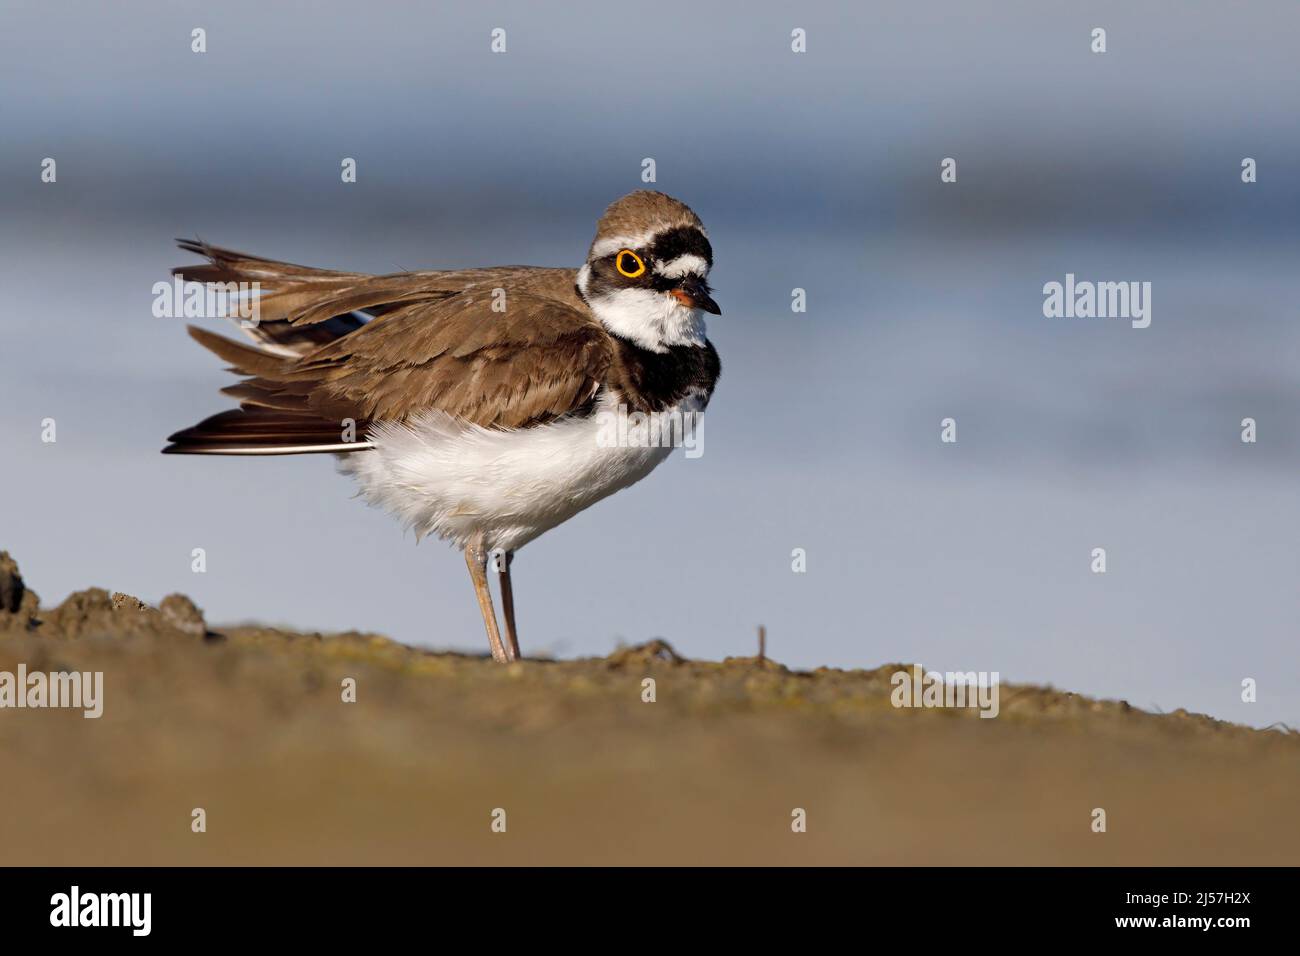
(340, 392, 701, 553)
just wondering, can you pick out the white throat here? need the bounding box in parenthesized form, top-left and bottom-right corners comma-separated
(577, 264, 708, 353)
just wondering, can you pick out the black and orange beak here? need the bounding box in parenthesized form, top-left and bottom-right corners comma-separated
(671, 278, 721, 315)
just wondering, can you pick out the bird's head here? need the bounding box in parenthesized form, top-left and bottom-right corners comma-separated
(577, 191, 719, 353)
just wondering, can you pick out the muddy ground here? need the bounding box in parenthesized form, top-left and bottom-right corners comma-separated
(1, 550, 1296, 865)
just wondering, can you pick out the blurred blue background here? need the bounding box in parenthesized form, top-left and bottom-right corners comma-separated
(2, 0, 1297, 727)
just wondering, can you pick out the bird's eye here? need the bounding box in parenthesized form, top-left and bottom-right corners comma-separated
(615, 249, 646, 278)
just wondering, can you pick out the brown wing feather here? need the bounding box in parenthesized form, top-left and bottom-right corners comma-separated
(186, 325, 290, 377)
(173, 239, 364, 281)
(285, 286, 613, 428)
(168, 243, 613, 451)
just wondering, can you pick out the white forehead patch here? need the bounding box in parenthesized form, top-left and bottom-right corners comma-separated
(653, 254, 710, 279)
(589, 222, 709, 262)
(590, 232, 658, 260)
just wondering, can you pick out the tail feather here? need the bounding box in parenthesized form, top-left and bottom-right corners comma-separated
(167, 240, 379, 455)
(163, 407, 371, 456)
(166, 239, 511, 455)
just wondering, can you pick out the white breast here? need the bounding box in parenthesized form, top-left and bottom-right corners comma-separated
(339, 391, 702, 553)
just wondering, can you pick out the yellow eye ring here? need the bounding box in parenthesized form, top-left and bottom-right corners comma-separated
(615, 249, 646, 278)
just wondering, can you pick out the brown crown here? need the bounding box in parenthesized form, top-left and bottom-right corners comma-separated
(589, 191, 704, 256)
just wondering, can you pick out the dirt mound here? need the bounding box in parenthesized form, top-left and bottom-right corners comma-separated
(1, 550, 1296, 865)
(0, 551, 208, 641)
